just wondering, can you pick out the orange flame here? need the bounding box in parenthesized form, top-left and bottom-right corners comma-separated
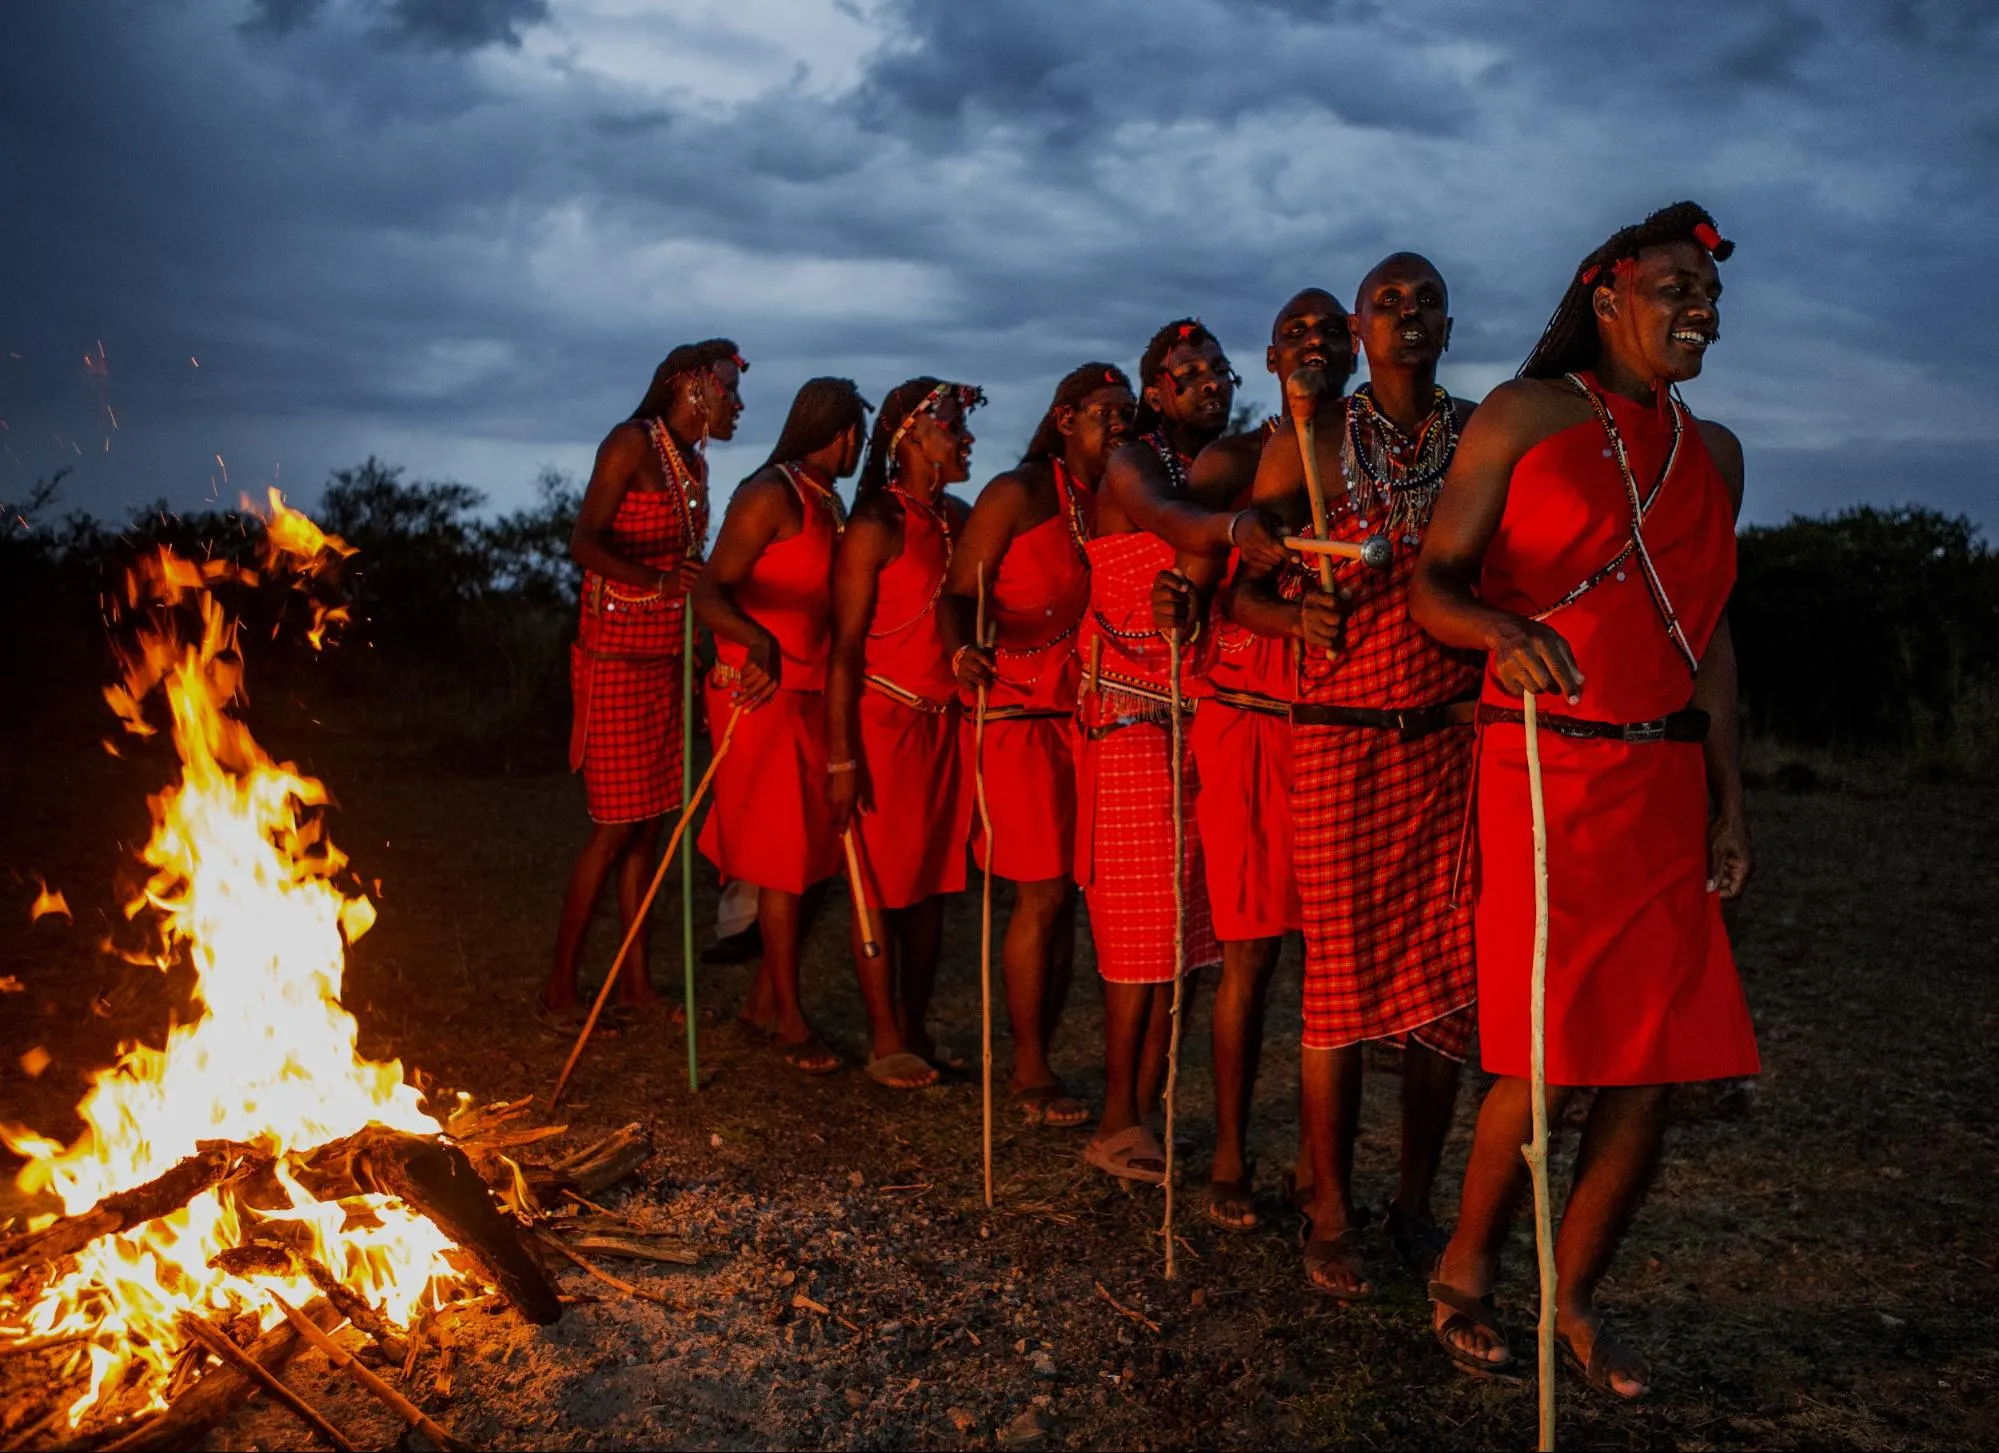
(29, 877, 71, 923)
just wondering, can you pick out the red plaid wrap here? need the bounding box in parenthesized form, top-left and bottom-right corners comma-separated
(1288, 493, 1481, 1055)
(570, 483, 700, 825)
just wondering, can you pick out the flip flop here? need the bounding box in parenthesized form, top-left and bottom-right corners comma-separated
(1205, 1174, 1259, 1233)
(777, 1035, 842, 1076)
(865, 1051, 940, 1091)
(1300, 1220, 1373, 1300)
(1012, 1082, 1090, 1128)
(1428, 1281, 1521, 1381)
(1083, 1125, 1167, 1186)
(1557, 1324, 1651, 1401)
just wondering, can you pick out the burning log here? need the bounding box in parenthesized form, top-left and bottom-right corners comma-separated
(294, 1126, 561, 1326)
(103, 1300, 341, 1453)
(209, 1239, 409, 1364)
(0, 1145, 263, 1281)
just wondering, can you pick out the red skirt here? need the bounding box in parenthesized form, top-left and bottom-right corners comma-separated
(1190, 703, 1300, 942)
(570, 644, 685, 825)
(1476, 728, 1759, 1085)
(852, 694, 971, 909)
(968, 715, 1077, 883)
(1078, 722, 1220, 985)
(1293, 723, 1477, 1057)
(697, 680, 839, 895)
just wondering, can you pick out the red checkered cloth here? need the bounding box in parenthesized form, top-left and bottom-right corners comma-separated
(1079, 722, 1219, 985)
(1287, 492, 1481, 1055)
(570, 487, 697, 825)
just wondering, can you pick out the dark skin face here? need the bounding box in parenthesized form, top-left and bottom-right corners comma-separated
(1055, 382, 1136, 476)
(684, 359, 745, 441)
(1267, 288, 1356, 395)
(894, 395, 975, 493)
(1594, 240, 1722, 389)
(1142, 338, 1236, 436)
(1354, 256, 1451, 373)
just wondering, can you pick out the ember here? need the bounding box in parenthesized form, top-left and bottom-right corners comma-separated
(0, 494, 546, 1434)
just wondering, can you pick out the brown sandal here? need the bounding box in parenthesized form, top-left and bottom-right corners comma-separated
(1300, 1221, 1373, 1300)
(1557, 1324, 1651, 1400)
(1428, 1281, 1521, 1381)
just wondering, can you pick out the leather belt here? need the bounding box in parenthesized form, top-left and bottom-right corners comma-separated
(1475, 703, 1710, 744)
(865, 673, 953, 714)
(979, 705, 1071, 723)
(1211, 687, 1290, 719)
(1290, 698, 1477, 740)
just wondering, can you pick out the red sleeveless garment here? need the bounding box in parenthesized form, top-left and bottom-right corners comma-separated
(850, 489, 972, 909)
(1074, 438, 1219, 985)
(698, 464, 842, 894)
(569, 421, 707, 824)
(1474, 374, 1758, 1084)
(965, 461, 1092, 882)
(1194, 547, 1300, 942)
(1287, 405, 1484, 1056)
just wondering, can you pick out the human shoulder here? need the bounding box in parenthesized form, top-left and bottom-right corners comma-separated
(977, 464, 1047, 511)
(1463, 377, 1587, 454)
(1190, 431, 1261, 508)
(1692, 416, 1745, 512)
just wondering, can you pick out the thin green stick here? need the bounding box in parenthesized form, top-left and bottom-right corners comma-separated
(682, 603, 699, 1092)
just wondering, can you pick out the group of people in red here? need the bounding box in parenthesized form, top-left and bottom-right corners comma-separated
(546, 201, 1760, 1397)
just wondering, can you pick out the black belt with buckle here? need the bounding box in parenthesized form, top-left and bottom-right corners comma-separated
(1289, 698, 1478, 740)
(1475, 703, 1710, 743)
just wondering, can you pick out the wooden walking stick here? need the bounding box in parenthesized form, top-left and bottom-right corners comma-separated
(681, 604, 699, 1092)
(841, 830, 881, 959)
(1285, 369, 1338, 597)
(1160, 622, 1188, 1280)
(1522, 690, 1558, 1451)
(974, 563, 997, 1209)
(551, 703, 745, 1108)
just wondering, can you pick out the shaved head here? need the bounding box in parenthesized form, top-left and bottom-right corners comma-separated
(1272, 287, 1345, 342)
(1357, 252, 1447, 309)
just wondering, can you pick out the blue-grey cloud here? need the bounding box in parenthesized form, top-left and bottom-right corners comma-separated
(0, 0, 1992, 530)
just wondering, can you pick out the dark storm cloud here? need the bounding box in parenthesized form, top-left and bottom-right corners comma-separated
(0, 0, 1993, 526)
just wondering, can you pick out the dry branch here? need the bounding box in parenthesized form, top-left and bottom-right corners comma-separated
(534, 1231, 671, 1304)
(269, 1293, 469, 1453)
(178, 1311, 356, 1452)
(567, 1235, 699, 1266)
(0, 1145, 262, 1279)
(103, 1300, 339, 1452)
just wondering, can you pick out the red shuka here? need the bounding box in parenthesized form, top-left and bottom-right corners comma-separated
(697, 464, 842, 895)
(966, 461, 1092, 883)
(850, 489, 972, 910)
(1075, 499, 1219, 986)
(569, 423, 706, 825)
(1194, 563, 1301, 942)
(1474, 374, 1759, 1085)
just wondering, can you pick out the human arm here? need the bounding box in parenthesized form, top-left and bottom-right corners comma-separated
(941, 471, 1033, 690)
(1693, 420, 1750, 898)
(569, 426, 683, 591)
(826, 506, 895, 833)
(1101, 443, 1289, 572)
(691, 474, 791, 707)
(1408, 381, 1585, 700)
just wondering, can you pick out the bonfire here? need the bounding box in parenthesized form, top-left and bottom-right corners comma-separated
(0, 495, 602, 1449)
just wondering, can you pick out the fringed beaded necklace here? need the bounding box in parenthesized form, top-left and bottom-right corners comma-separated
(648, 418, 710, 549)
(1341, 384, 1458, 545)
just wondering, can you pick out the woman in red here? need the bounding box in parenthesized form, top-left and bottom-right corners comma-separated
(544, 340, 743, 1022)
(694, 378, 869, 1074)
(828, 378, 982, 1090)
(945, 363, 1134, 1127)
(1412, 203, 1757, 1397)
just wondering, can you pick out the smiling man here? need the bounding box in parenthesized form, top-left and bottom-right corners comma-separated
(1229, 256, 1483, 1299)
(1410, 203, 1758, 1398)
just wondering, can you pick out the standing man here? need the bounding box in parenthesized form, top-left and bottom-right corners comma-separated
(945, 363, 1136, 1128)
(1234, 255, 1482, 1297)
(544, 339, 742, 1023)
(1411, 203, 1758, 1397)
(1167, 289, 1355, 1230)
(1079, 318, 1287, 1183)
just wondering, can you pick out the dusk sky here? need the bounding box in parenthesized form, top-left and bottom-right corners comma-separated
(4, 1, 1994, 528)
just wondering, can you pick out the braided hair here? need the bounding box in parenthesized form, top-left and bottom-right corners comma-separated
(1520, 202, 1735, 380)
(763, 377, 872, 467)
(1132, 318, 1219, 434)
(1021, 362, 1132, 465)
(629, 338, 745, 420)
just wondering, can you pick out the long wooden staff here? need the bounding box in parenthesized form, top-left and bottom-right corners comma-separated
(842, 830, 881, 959)
(1285, 369, 1337, 597)
(1160, 624, 1187, 1279)
(975, 563, 996, 1209)
(1521, 690, 1557, 1450)
(551, 704, 745, 1108)
(681, 604, 699, 1092)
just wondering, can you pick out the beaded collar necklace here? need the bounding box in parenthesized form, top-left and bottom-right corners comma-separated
(1052, 459, 1094, 563)
(1341, 384, 1456, 543)
(647, 419, 709, 547)
(778, 461, 847, 535)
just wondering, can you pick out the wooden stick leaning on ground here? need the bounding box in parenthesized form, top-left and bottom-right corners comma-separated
(551, 703, 746, 1108)
(1522, 690, 1558, 1451)
(842, 831, 881, 959)
(975, 562, 996, 1209)
(681, 604, 699, 1092)
(1161, 623, 1187, 1280)
(177, 1310, 357, 1453)
(268, 1292, 469, 1453)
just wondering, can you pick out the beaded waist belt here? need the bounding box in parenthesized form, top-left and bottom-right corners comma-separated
(1475, 703, 1709, 744)
(1211, 687, 1291, 719)
(865, 673, 954, 714)
(1291, 697, 1477, 740)
(585, 575, 681, 614)
(1086, 673, 1196, 738)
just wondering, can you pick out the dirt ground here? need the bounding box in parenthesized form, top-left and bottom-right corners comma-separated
(3, 695, 1996, 1450)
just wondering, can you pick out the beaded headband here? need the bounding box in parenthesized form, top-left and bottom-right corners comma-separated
(887, 381, 986, 463)
(1580, 216, 1732, 287)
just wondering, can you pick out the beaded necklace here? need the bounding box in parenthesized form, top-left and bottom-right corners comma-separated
(778, 461, 847, 535)
(1341, 384, 1456, 544)
(1052, 459, 1094, 564)
(647, 418, 709, 549)
(868, 486, 953, 638)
